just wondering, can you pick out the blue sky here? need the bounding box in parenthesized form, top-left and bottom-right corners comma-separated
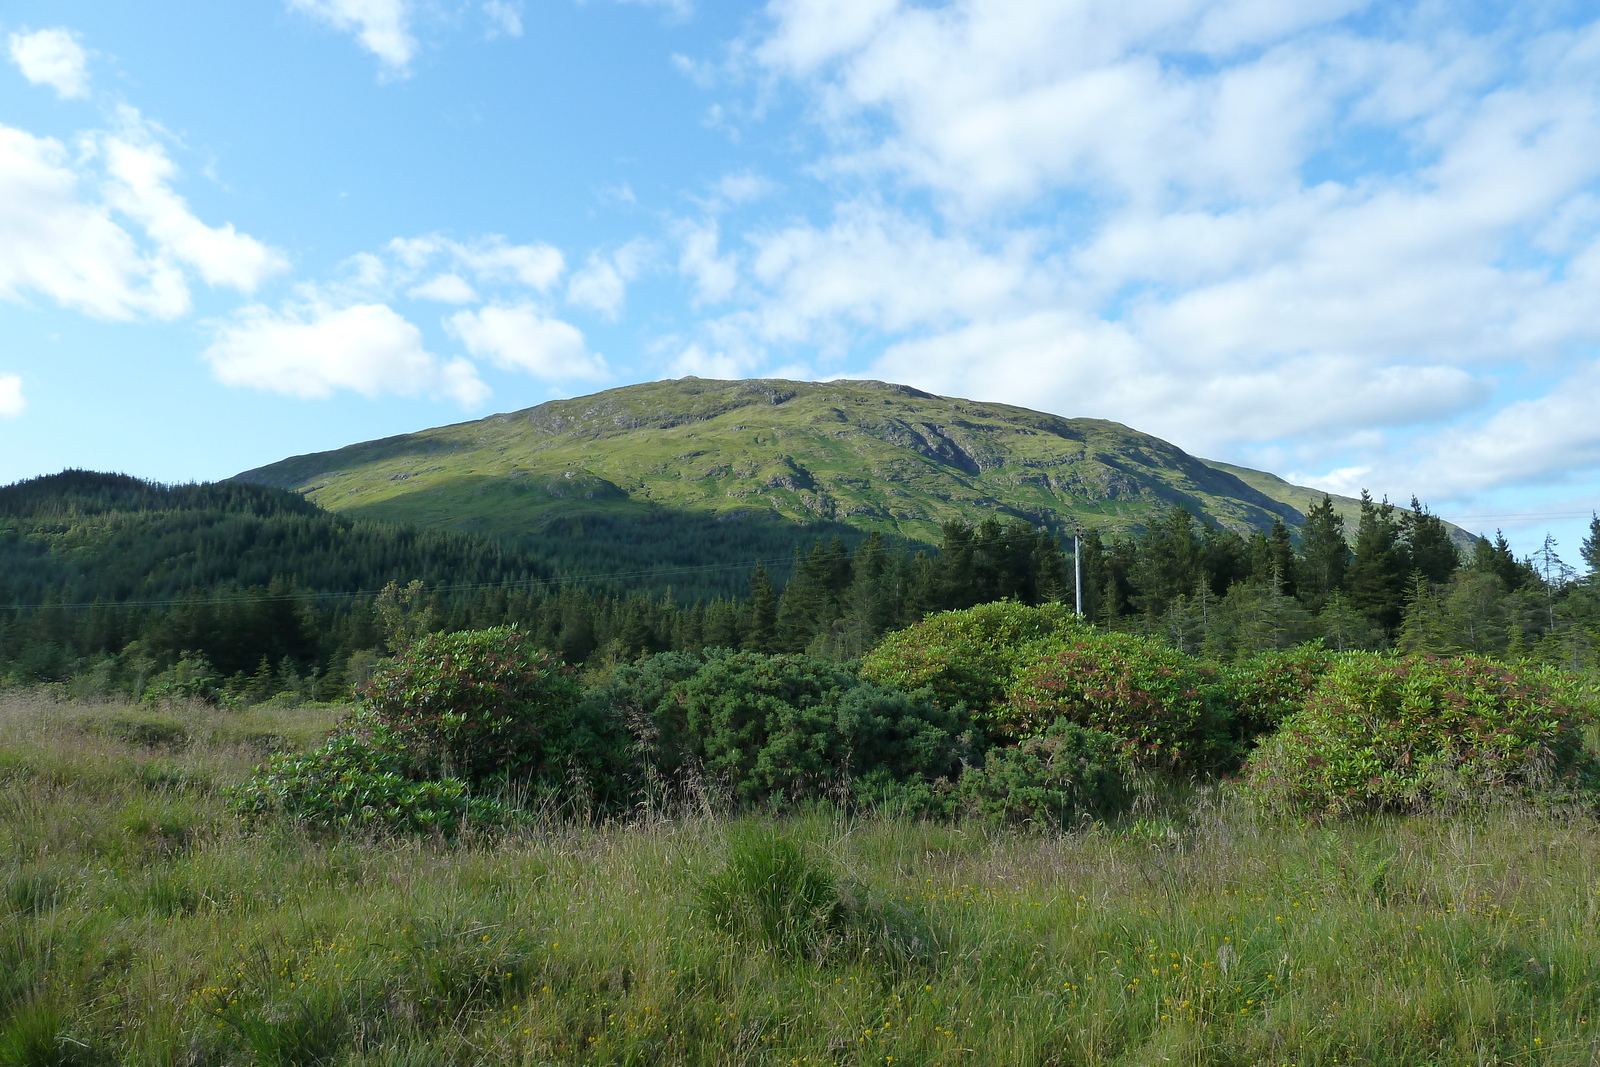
(3, 1, 1600, 559)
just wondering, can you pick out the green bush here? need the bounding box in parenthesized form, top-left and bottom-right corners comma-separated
(229, 731, 508, 834)
(587, 650, 707, 782)
(1223, 641, 1336, 738)
(598, 650, 965, 807)
(999, 630, 1228, 769)
(1244, 653, 1600, 817)
(673, 652, 964, 806)
(859, 601, 1085, 722)
(361, 627, 627, 795)
(957, 722, 1132, 829)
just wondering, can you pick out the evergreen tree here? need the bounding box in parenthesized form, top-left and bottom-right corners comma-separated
(1471, 531, 1529, 591)
(1131, 508, 1203, 616)
(1397, 573, 1450, 653)
(1582, 514, 1600, 581)
(1267, 518, 1296, 597)
(1295, 494, 1348, 610)
(1347, 492, 1410, 631)
(1402, 498, 1459, 585)
(742, 565, 778, 652)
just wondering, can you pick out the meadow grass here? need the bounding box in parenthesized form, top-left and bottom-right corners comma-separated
(2, 690, 1598, 1066)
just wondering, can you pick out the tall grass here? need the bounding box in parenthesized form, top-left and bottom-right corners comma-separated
(1, 689, 1598, 1065)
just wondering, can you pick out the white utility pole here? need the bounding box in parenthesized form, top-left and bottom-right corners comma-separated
(1073, 525, 1083, 617)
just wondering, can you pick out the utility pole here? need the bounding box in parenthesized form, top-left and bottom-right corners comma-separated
(1073, 523, 1083, 617)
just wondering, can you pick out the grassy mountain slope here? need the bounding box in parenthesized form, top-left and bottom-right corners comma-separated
(1200, 458, 1478, 549)
(238, 378, 1307, 544)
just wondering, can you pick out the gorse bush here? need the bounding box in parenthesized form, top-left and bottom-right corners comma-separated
(999, 629, 1229, 769)
(957, 721, 1132, 829)
(1245, 653, 1600, 817)
(858, 601, 1085, 722)
(609, 649, 965, 807)
(233, 628, 634, 831)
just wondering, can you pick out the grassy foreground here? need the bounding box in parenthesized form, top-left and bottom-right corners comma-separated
(2, 693, 1598, 1066)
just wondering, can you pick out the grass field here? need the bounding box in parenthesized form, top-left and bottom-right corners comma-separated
(3, 690, 1598, 1066)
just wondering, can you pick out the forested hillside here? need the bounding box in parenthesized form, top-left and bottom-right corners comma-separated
(4, 466, 1597, 703)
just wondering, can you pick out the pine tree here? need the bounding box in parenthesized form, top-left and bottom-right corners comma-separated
(1268, 518, 1296, 598)
(1582, 514, 1600, 581)
(743, 565, 778, 652)
(1402, 497, 1459, 585)
(1131, 508, 1202, 616)
(1295, 494, 1348, 610)
(1397, 573, 1450, 653)
(1471, 531, 1529, 591)
(1347, 492, 1409, 631)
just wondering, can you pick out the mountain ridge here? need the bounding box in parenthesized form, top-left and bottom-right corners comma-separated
(234, 377, 1455, 548)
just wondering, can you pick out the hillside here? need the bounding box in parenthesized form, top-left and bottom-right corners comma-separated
(1200, 458, 1477, 549)
(238, 377, 1311, 546)
(0, 470, 549, 607)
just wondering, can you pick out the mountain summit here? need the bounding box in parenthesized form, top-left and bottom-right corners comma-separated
(236, 378, 1338, 548)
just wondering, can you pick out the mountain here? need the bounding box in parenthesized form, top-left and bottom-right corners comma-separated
(1199, 458, 1477, 550)
(237, 378, 1318, 551)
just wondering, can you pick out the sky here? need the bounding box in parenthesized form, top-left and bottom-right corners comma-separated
(3, 1, 1600, 560)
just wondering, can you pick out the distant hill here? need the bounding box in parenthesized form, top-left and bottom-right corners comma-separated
(238, 377, 1322, 548)
(1199, 459, 1478, 550)
(0, 470, 549, 608)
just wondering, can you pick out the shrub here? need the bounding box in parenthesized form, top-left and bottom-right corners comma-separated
(589, 650, 709, 781)
(958, 722, 1132, 829)
(1223, 641, 1336, 738)
(999, 630, 1229, 769)
(229, 731, 508, 834)
(859, 601, 1085, 722)
(360, 627, 626, 794)
(1244, 653, 1600, 817)
(672, 652, 965, 806)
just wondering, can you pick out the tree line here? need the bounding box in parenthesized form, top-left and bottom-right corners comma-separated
(4, 469, 1598, 702)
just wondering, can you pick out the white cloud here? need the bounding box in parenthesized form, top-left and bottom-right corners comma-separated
(408, 273, 479, 303)
(205, 300, 488, 406)
(870, 310, 1489, 453)
(0, 374, 24, 418)
(447, 305, 609, 380)
(703, 3, 1600, 503)
(0, 108, 285, 321)
(0, 124, 188, 320)
(676, 220, 739, 304)
(618, 0, 694, 20)
(8, 27, 90, 99)
(99, 111, 288, 293)
(484, 1, 523, 38)
(1377, 364, 1600, 496)
(287, 0, 417, 74)
(696, 171, 778, 212)
(743, 203, 1044, 341)
(566, 240, 649, 318)
(390, 234, 565, 291)
(671, 344, 748, 379)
